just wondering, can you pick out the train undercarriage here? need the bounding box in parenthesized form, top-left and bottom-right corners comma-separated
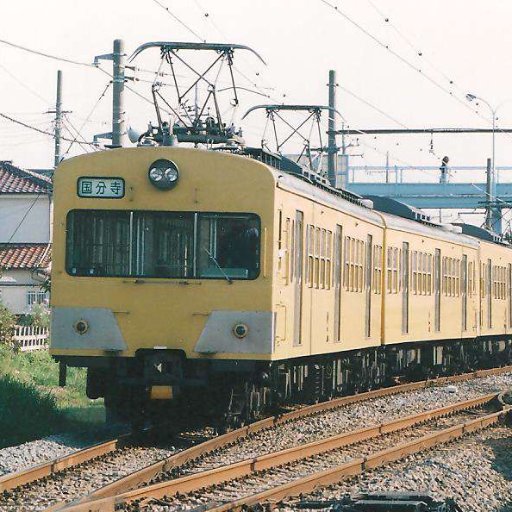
(57, 336, 512, 427)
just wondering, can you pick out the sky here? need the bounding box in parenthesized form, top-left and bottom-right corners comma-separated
(2, 0, 512, 192)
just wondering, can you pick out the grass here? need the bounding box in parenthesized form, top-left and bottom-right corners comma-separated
(0, 344, 105, 448)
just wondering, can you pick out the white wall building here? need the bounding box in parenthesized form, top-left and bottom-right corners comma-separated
(0, 162, 52, 315)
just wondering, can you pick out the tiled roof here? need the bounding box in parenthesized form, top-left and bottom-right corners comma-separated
(0, 243, 51, 270)
(0, 161, 52, 194)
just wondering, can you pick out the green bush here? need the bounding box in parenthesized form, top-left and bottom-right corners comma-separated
(0, 302, 15, 346)
(0, 375, 62, 447)
(27, 303, 50, 329)
(0, 345, 104, 447)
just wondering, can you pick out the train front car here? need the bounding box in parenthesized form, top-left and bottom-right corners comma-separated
(50, 147, 275, 422)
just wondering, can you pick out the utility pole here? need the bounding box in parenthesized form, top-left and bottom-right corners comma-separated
(47, 71, 69, 167)
(112, 39, 126, 147)
(484, 157, 502, 232)
(93, 39, 127, 147)
(327, 70, 337, 187)
(54, 70, 63, 167)
(485, 157, 492, 230)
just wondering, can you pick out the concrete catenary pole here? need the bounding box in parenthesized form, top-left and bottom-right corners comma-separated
(54, 70, 63, 168)
(486, 157, 492, 230)
(327, 70, 337, 187)
(112, 39, 126, 147)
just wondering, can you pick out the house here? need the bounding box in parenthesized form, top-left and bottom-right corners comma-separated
(0, 161, 52, 315)
(0, 244, 51, 314)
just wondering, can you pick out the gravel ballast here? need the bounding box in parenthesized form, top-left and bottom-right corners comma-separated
(284, 426, 512, 512)
(0, 434, 86, 476)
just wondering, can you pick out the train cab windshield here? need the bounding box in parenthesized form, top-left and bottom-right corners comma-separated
(66, 210, 260, 280)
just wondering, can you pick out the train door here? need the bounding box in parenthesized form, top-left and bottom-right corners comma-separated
(488, 259, 492, 329)
(402, 242, 409, 334)
(365, 234, 373, 337)
(333, 224, 343, 342)
(434, 249, 441, 332)
(461, 254, 467, 332)
(293, 211, 304, 346)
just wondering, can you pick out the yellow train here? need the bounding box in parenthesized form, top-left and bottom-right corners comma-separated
(50, 146, 512, 422)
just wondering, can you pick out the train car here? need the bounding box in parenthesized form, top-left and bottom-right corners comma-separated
(50, 145, 512, 422)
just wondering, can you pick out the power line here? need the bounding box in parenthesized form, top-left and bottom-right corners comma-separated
(61, 83, 111, 158)
(365, 0, 461, 93)
(62, 118, 93, 154)
(148, 0, 285, 104)
(339, 86, 408, 128)
(150, 0, 205, 42)
(318, 0, 489, 123)
(0, 38, 94, 68)
(6, 193, 42, 245)
(0, 112, 96, 145)
(0, 62, 49, 104)
(0, 37, 163, 119)
(364, 0, 512, 150)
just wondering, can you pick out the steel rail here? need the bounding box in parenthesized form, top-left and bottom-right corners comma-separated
(0, 434, 135, 493)
(210, 408, 509, 512)
(57, 393, 499, 511)
(0, 366, 504, 510)
(21, 364, 506, 511)
(47, 365, 511, 511)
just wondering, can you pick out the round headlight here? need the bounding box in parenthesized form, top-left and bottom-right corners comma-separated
(148, 159, 179, 190)
(74, 320, 89, 335)
(233, 323, 249, 339)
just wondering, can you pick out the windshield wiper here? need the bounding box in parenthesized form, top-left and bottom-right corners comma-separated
(203, 248, 233, 284)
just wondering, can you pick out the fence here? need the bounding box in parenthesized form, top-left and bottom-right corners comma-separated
(12, 325, 49, 352)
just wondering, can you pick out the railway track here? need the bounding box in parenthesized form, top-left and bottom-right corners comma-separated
(0, 366, 510, 511)
(60, 393, 507, 511)
(206, 403, 509, 512)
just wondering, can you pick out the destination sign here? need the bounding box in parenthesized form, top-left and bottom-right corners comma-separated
(77, 177, 125, 198)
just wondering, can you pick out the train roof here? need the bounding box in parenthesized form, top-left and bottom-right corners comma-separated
(271, 166, 480, 247)
(243, 149, 479, 248)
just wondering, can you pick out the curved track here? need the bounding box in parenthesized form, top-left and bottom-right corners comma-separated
(42, 366, 512, 512)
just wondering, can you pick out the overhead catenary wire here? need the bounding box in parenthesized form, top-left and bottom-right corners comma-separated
(0, 38, 94, 68)
(148, 0, 286, 104)
(340, 86, 409, 128)
(363, 0, 512, 147)
(317, 0, 494, 125)
(0, 37, 170, 118)
(365, 0, 462, 93)
(150, 0, 205, 42)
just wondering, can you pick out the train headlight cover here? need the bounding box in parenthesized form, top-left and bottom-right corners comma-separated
(148, 159, 179, 190)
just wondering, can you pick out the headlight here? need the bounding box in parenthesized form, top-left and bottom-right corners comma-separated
(233, 323, 249, 339)
(148, 159, 179, 190)
(74, 320, 89, 335)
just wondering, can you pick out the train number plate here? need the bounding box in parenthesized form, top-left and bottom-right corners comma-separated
(77, 177, 125, 198)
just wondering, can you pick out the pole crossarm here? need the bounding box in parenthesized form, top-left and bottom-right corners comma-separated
(334, 127, 512, 135)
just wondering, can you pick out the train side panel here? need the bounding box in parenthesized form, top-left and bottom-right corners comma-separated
(272, 179, 384, 360)
(478, 240, 512, 338)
